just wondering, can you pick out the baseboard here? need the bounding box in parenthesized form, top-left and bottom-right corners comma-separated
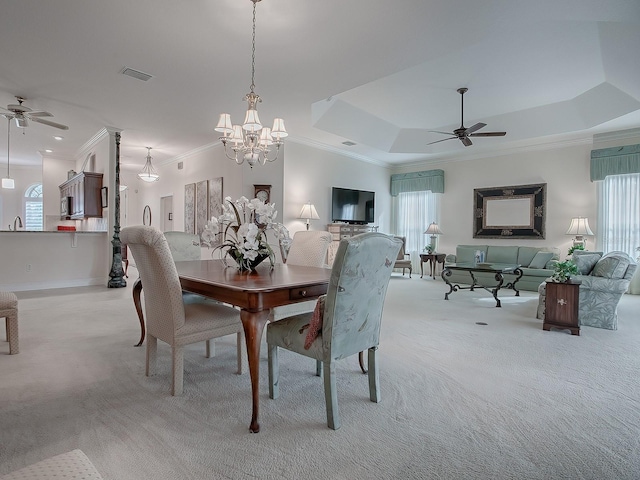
(0, 277, 107, 292)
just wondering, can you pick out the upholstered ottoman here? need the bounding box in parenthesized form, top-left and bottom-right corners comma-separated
(0, 449, 103, 479)
(0, 291, 18, 354)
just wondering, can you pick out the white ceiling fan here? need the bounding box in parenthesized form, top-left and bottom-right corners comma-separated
(0, 96, 69, 130)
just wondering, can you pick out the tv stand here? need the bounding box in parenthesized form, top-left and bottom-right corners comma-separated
(327, 223, 375, 265)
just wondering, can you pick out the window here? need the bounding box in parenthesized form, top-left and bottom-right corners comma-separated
(597, 173, 640, 257)
(394, 190, 441, 254)
(24, 183, 43, 231)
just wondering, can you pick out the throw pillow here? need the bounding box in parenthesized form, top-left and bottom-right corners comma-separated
(592, 255, 630, 279)
(304, 294, 326, 349)
(528, 251, 554, 269)
(574, 253, 601, 275)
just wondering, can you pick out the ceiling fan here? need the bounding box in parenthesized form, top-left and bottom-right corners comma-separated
(0, 96, 69, 130)
(427, 87, 505, 147)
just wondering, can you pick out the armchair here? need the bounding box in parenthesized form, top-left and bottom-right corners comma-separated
(393, 235, 412, 277)
(537, 250, 637, 330)
(122, 226, 243, 395)
(266, 232, 402, 429)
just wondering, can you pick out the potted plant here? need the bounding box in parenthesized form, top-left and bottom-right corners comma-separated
(567, 244, 585, 256)
(551, 259, 579, 283)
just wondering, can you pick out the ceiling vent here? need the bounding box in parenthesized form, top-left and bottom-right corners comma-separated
(120, 67, 153, 82)
(342, 141, 356, 146)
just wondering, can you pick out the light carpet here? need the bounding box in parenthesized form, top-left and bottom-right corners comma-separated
(1, 271, 640, 479)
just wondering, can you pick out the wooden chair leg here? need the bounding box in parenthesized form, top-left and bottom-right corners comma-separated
(316, 359, 322, 377)
(268, 344, 279, 399)
(205, 339, 214, 358)
(323, 360, 340, 430)
(236, 331, 244, 375)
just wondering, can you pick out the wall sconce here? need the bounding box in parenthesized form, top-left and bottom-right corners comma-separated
(566, 217, 594, 249)
(298, 202, 319, 230)
(424, 222, 443, 252)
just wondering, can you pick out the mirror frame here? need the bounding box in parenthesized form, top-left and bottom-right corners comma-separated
(473, 183, 546, 239)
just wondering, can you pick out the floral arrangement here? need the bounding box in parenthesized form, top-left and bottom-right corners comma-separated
(201, 196, 290, 271)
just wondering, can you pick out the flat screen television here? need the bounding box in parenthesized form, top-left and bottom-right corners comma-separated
(331, 187, 375, 224)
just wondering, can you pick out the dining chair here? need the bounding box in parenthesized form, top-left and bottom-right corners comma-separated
(270, 230, 332, 323)
(0, 291, 19, 354)
(266, 232, 402, 429)
(121, 226, 243, 396)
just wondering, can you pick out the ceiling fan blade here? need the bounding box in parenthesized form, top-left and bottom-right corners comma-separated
(15, 116, 28, 128)
(27, 111, 53, 118)
(426, 136, 457, 146)
(460, 136, 473, 147)
(470, 131, 506, 137)
(30, 116, 69, 130)
(465, 122, 486, 135)
(428, 130, 455, 136)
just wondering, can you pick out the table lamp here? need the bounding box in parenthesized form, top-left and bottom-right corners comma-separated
(566, 216, 594, 249)
(424, 222, 443, 252)
(298, 202, 320, 230)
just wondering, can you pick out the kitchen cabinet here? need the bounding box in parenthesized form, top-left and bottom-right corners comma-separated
(59, 172, 104, 220)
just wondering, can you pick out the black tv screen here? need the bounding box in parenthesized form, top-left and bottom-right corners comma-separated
(331, 187, 375, 224)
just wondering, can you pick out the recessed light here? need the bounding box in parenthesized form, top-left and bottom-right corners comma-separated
(45, 149, 53, 153)
(53, 136, 63, 140)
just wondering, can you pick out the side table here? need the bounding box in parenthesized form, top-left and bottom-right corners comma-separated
(543, 279, 581, 335)
(420, 253, 446, 279)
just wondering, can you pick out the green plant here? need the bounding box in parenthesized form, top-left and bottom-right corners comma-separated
(552, 260, 579, 283)
(567, 244, 584, 256)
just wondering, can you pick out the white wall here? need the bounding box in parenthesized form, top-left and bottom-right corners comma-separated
(393, 140, 597, 258)
(0, 164, 42, 229)
(284, 142, 392, 235)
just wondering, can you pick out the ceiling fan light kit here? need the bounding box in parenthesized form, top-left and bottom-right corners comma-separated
(215, 0, 287, 168)
(0, 96, 69, 130)
(427, 87, 506, 147)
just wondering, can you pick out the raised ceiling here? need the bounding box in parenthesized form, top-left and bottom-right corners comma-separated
(0, 0, 639, 170)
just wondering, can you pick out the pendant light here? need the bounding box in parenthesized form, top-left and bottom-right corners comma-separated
(2, 118, 15, 189)
(138, 147, 159, 182)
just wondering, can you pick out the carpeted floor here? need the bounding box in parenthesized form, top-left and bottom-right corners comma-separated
(1, 271, 639, 479)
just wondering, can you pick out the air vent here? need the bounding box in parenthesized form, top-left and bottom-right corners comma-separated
(342, 141, 356, 146)
(177, 162, 184, 170)
(120, 67, 153, 82)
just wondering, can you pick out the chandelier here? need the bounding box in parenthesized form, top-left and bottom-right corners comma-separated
(138, 147, 159, 182)
(215, 0, 287, 168)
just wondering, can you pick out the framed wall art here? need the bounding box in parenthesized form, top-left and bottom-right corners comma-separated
(195, 180, 209, 237)
(184, 183, 195, 234)
(473, 183, 546, 239)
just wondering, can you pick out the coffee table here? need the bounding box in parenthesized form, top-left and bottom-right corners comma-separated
(441, 262, 523, 307)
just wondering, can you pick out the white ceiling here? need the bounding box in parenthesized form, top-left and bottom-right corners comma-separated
(0, 0, 639, 171)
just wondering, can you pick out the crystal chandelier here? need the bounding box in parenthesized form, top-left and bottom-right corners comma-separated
(215, 0, 287, 168)
(138, 147, 159, 182)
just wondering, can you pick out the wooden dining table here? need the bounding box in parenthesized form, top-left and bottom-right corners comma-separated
(164, 259, 331, 433)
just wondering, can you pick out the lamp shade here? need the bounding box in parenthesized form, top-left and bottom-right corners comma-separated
(424, 222, 443, 235)
(215, 113, 233, 134)
(298, 203, 320, 220)
(2, 177, 15, 189)
(566, 217, 594, 236)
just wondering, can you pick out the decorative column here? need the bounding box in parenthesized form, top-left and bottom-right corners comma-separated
(108, 130, 126, 288)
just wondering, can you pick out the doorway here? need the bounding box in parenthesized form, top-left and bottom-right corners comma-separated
(161, 195, 173, 232)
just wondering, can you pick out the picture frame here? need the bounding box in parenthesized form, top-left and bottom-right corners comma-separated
(101, 186, 108, 209)
(143, 205, 152, 226)
(473, 183, 546, 239)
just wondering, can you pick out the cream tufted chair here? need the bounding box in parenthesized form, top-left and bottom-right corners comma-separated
(267, 232, 402, 429)
(269, 230, 332, 323)
(122, 226, 243, 396)
(1, 291, 19, 354)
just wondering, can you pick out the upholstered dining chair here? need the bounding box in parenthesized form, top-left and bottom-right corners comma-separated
(1, 291, 19, 354)
(269, 230, 332, 323)
(393, 236, 412, 277)
(266, 232, 402, 429)
(121, 225, 243, 396)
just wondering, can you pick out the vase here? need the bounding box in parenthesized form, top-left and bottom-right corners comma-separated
(228, 250, 270, 272)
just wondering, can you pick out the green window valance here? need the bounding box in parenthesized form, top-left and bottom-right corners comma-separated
(390, 169, 444, 196)
(590, 144, 640, 181)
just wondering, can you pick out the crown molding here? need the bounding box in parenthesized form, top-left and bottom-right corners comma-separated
(593, 127, 640, 144)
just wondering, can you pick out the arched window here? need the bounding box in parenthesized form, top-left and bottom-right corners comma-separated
(24, 183, 43, 231)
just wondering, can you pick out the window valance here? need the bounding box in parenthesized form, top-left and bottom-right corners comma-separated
(590, 144, 640, 181)
(390, 169, 444, 196)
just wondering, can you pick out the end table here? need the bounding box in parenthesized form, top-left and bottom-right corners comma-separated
(543, 279, 581, 335)
(420, 253, 446, 279)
